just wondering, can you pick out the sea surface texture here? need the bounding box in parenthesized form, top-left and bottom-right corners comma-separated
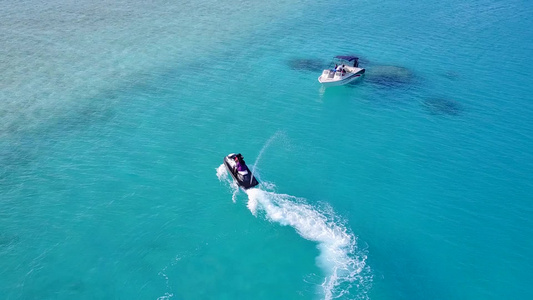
(1, 0, 532, 299)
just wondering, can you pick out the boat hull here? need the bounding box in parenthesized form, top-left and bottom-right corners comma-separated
(318, 69, 365, 87)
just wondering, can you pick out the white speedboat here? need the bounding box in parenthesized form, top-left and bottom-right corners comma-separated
(318, 56, 365, 87)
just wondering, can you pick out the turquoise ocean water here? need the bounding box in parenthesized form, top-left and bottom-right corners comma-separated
(1, 0, 532, 299)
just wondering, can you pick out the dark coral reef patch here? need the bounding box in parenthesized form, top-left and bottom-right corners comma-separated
(422, 98, 463, 116)
(287, 58, 327, 72)
(365, 65, 415, 88)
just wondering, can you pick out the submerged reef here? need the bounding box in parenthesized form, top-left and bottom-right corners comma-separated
(422, 98, 462, 116)
(287, 58, 327, 72)
(364, 65, 415, 88)
(0, 233, 19, 248)
(442, 70, 460, 80)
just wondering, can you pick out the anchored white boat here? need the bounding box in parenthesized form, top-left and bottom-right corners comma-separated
(318, 56, 365, 87)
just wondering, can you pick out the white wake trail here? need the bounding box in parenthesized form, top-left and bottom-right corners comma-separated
(245, 188, 371, 300)
(216, 164, 239, 203)
(215, 130, 371, 299)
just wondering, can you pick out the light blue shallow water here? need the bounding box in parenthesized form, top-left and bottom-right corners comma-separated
(1, 0, 532, 299)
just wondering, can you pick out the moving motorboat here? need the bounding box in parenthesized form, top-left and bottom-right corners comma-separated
(223, 153, 259, 189)
(318, 56, 365, 87)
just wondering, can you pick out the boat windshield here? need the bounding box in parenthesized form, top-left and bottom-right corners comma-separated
(332, 56, 359, 67)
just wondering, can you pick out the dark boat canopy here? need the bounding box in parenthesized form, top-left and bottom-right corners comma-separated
(335, 55, 359, 62)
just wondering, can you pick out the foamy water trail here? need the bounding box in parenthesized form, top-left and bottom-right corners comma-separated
(216, 164, 228, 181)
(215, 165, 371, 298)
(246, 187, 371, 299)
(215, 130, 370, 298)
(216, 164, 239, 203)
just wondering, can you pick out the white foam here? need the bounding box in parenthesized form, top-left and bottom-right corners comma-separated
(216, 164, 239, 203)
(216, 164, 228, 181)
(156, 293, 173, 300)
(245, 187, 371, 299)
(157, 266, 174, 300)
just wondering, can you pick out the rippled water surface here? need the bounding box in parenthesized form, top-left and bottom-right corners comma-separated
(1, 0, 532, 299)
